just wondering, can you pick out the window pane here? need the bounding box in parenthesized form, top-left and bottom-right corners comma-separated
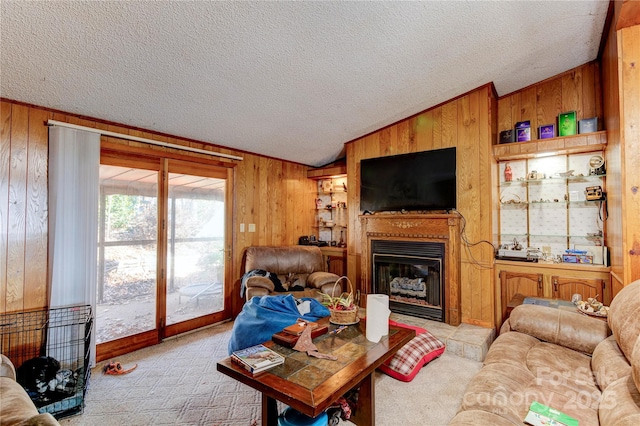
(97, 165, 158, 344)
(166, 173, 225, 325)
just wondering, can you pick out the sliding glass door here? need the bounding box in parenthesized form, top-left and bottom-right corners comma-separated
(163, 161, 230, 337)
(96, 155, 231, 359)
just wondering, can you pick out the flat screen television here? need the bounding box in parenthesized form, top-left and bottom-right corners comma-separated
(360, 147, 457, 212)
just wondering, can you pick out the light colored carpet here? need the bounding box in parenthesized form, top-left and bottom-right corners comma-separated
(59, 320, 481, 426)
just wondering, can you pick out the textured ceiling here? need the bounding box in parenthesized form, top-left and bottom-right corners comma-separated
(1, 1, 609, 166)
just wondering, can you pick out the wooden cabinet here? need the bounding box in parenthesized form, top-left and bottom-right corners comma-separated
(499, 270, 543, 320)
(551, 275, 604, 302)
(320, 247, 347, 276)
(496, 260, 610, 326)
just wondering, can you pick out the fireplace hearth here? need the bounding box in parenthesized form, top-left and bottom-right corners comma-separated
(372, 240, 445, 321)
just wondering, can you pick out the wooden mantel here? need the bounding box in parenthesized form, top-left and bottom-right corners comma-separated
(359, 213, 461, 326)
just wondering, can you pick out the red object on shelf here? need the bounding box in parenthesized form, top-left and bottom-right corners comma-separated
(504, 163, 513, 182)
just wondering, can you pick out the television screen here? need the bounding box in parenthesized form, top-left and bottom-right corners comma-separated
(360, 147, 457, 212)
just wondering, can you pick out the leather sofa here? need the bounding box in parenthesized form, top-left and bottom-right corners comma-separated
(0, 354, 60, 426)
(449, 279, 640, 426)
(242, 245, 342, 301)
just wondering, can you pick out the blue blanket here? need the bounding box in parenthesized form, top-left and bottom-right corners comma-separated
(228, 294, 330, 355)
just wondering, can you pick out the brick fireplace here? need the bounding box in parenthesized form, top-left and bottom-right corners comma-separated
(360, 214, 461, 326)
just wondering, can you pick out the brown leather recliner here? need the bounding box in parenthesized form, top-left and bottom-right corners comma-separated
(242, 246, 342, 302)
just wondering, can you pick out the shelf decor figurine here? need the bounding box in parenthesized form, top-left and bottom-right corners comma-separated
(504, 163, 513, 182)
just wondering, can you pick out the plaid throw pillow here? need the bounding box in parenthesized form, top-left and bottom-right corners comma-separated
(378, 322, 445, 382)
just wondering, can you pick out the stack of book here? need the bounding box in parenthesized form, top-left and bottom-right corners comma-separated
(231, 344, 285, 374)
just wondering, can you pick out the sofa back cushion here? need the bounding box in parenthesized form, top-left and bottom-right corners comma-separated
(608, 279, 640, 394)
(245, 246, 324, 276)
(609, 280, 640, 361)
(509, 304, 610, 354)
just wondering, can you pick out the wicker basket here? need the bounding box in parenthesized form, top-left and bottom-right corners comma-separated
(327, 276, 358, 325)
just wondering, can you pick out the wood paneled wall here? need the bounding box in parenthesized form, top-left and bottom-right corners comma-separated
(602, 0, 640, 291)
(346, 84, 497, 327)
(0, 100, 316, 316)
(497, 62, 603, 138)
(0, 103, 49, 313)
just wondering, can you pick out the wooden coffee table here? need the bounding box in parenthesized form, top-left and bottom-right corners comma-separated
(217, 317, 415, 425)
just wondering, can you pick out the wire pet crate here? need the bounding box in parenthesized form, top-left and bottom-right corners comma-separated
(0, 305, 93, 419)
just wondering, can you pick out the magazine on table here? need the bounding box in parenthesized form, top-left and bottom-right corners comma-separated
(231, 344, 284, 374)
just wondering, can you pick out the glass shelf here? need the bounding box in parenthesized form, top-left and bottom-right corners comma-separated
(501, 233, 604, 240)
(500, 174, 606, 186)
(528, 201, 567, 206)
(500, 202, 528, 208)
(501, 200, 603, 207)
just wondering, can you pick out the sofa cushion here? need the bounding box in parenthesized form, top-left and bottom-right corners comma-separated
(522, 384, 600, 426)
(599, 375, 640, 426)
(509, 304, 610, 354)
(306, 272, 340, 290)
(527, 342, 599, 392)
(483, 331, 539, 368)
(449, 409, 516, 426)
(245, 246, 325, 275)
(592, 335, 631, 391)
(608, 280, 640, 362)
(0, 377, 40, 426)
(458, 362, 535, 424)
(608, 280, 640, 394)
(378, 322, 445, 382)
(1, 354, 16, 381)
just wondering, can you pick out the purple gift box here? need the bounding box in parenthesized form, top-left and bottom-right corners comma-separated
(515, 121, 531, 142)
(539, 124, 555, 139)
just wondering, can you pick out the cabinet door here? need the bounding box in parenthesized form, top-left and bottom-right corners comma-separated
(326, 255, 346, 276)
(551, 276, 604, 303)
(500, 270, 543, 320)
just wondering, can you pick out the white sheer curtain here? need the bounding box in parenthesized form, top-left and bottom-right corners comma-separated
(48, 126, 100, 367)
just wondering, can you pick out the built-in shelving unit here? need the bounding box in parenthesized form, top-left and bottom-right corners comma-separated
(498, 147, 607, 264)
(314, 177, 347, 245)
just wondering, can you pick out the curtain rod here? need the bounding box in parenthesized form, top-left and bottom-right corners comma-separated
(46, 120, 243, 161)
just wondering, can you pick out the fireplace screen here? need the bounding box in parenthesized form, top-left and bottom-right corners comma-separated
(372, 240, 444, 321)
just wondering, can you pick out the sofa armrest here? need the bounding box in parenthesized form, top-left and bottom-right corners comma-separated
(1, 353, 17, 380)
(244, 276, 275, 293)
(16, 413, 61, 426)
(307, 272, 340, 292)
(509, 304, 610, 354)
